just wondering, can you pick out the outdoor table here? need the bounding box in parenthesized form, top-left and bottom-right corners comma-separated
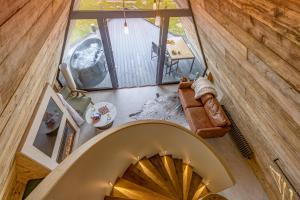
(166, 37, 195, 73)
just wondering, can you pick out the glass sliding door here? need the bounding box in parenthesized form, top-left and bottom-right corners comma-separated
(107, 17, 159, 88)
(58, 0, 195, 90)
(162, 16, 204, 84)
(59, 19, 114, 90)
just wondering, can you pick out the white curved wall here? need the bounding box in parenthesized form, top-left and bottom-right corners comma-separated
(27, 120, 234, 200)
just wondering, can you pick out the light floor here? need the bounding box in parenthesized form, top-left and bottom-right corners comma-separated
(82, 85, 268, 200)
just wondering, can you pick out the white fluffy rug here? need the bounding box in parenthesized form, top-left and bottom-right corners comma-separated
(129, 93, 189, 128)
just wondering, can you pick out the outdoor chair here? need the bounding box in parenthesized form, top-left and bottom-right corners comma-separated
(151, 42, 159, 60)
(165, 52, 179, 76)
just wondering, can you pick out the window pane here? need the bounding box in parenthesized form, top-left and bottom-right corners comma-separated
(163, 16, 204, 84)
(73, 0, 188, 11)
(107, 17, 159, 88)
(60, 19, 113, 90)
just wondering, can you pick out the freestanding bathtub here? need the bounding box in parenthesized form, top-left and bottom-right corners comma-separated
(70, 37, 108, 89)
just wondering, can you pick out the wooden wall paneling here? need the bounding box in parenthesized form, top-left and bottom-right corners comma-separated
(0, 0, 68, 116)
(0, 2, 70, 198)
(1, 162, 18, 200)
(218, 0, 300, 72)
(247, 50, 300, 108)
(197, 29, 279, 198)
(0, 0, 51, 64)
(188, 0, 300, 198)
(194, 2, 300, 127)
(204, 0, 300, 93)
(270, 0, 300, 13)
(229, 0, 300, 46)
(0, 0, 67, 121)
(193, 2, 248, 59)
(205, 0, 300, 173)
(0, 0, 29, 25)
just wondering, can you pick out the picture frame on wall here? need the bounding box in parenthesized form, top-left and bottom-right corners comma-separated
(20, 84, 80, 170)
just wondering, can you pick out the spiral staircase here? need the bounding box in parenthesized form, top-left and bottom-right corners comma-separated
(26, 121, 234, 200)
(105, 154, 209, 200)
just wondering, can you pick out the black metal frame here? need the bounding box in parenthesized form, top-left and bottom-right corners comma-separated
(97, 18, 119, 88)
(57, 1, 207, 89)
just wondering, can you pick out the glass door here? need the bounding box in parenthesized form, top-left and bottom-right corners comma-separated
(107, 17, 159, 88)
(161, 16, 204, 84)
(59, 0, 195, 90)
(60, 19, 118, 90)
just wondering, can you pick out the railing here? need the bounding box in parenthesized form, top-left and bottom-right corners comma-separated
(27, 120, 234, 200)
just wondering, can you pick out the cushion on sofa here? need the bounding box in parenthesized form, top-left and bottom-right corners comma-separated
(178, 88, 203, 109)
(178, 81, 193, 89)
(204, 98, 231, 127)
(185, 107, 213, 133)
(200, 93, 214, 105)
(196, 126, 231, 138)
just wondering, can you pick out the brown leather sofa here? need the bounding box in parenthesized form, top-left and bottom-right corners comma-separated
(178, 81, 231, 138)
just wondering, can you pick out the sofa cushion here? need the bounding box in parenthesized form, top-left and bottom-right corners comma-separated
(204, 98, 231, 127)
(200, 93, 214, 105)
(185, 107, 213, 133)
(178, 81, 193, 89)
(196, 127, 231, 138)
(178, 88, 203, 109)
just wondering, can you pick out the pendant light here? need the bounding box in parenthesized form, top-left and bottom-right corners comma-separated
(124, 20, 129, 34)
(154, 0, 160, 26)
(123, 0, 129, 34)
(153, 0, 157, 10)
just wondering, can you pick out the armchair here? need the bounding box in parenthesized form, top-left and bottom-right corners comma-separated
(59, 63, 93, 117)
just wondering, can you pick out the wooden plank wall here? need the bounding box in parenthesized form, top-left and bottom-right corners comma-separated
(179, 0, 300, 198)
(0, 0, 71, 198)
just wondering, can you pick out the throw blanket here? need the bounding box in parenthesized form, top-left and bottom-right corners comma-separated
(191, 77, 217, 99)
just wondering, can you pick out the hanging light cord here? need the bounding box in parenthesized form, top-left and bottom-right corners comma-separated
(123, 0, 126, 23)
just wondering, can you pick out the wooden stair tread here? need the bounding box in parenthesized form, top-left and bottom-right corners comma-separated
(104, 196, 136, 200)
(161, 155, 181, 199)
(123, 164, 174, 198)
(191, 183, 209, 200)
(187, 172, 203, 200)
(173, 158, 183, 200)
(182, 164, 193, 200)
(112, 178, 174, 200)
(135, 156, 176, 199)
(148, 154, 177, 196)
(109, 155, 210, 200)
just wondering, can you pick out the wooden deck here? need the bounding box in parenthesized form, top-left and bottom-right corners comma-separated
(65, 18, 204, 89)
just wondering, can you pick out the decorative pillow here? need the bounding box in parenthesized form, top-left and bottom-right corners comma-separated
(200, 93, 214, 104)
(191, 77, 217, 99)
(204, 98, 229, 127)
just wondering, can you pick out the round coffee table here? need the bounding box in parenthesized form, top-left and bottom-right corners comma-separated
(85, 102, 117, 129)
